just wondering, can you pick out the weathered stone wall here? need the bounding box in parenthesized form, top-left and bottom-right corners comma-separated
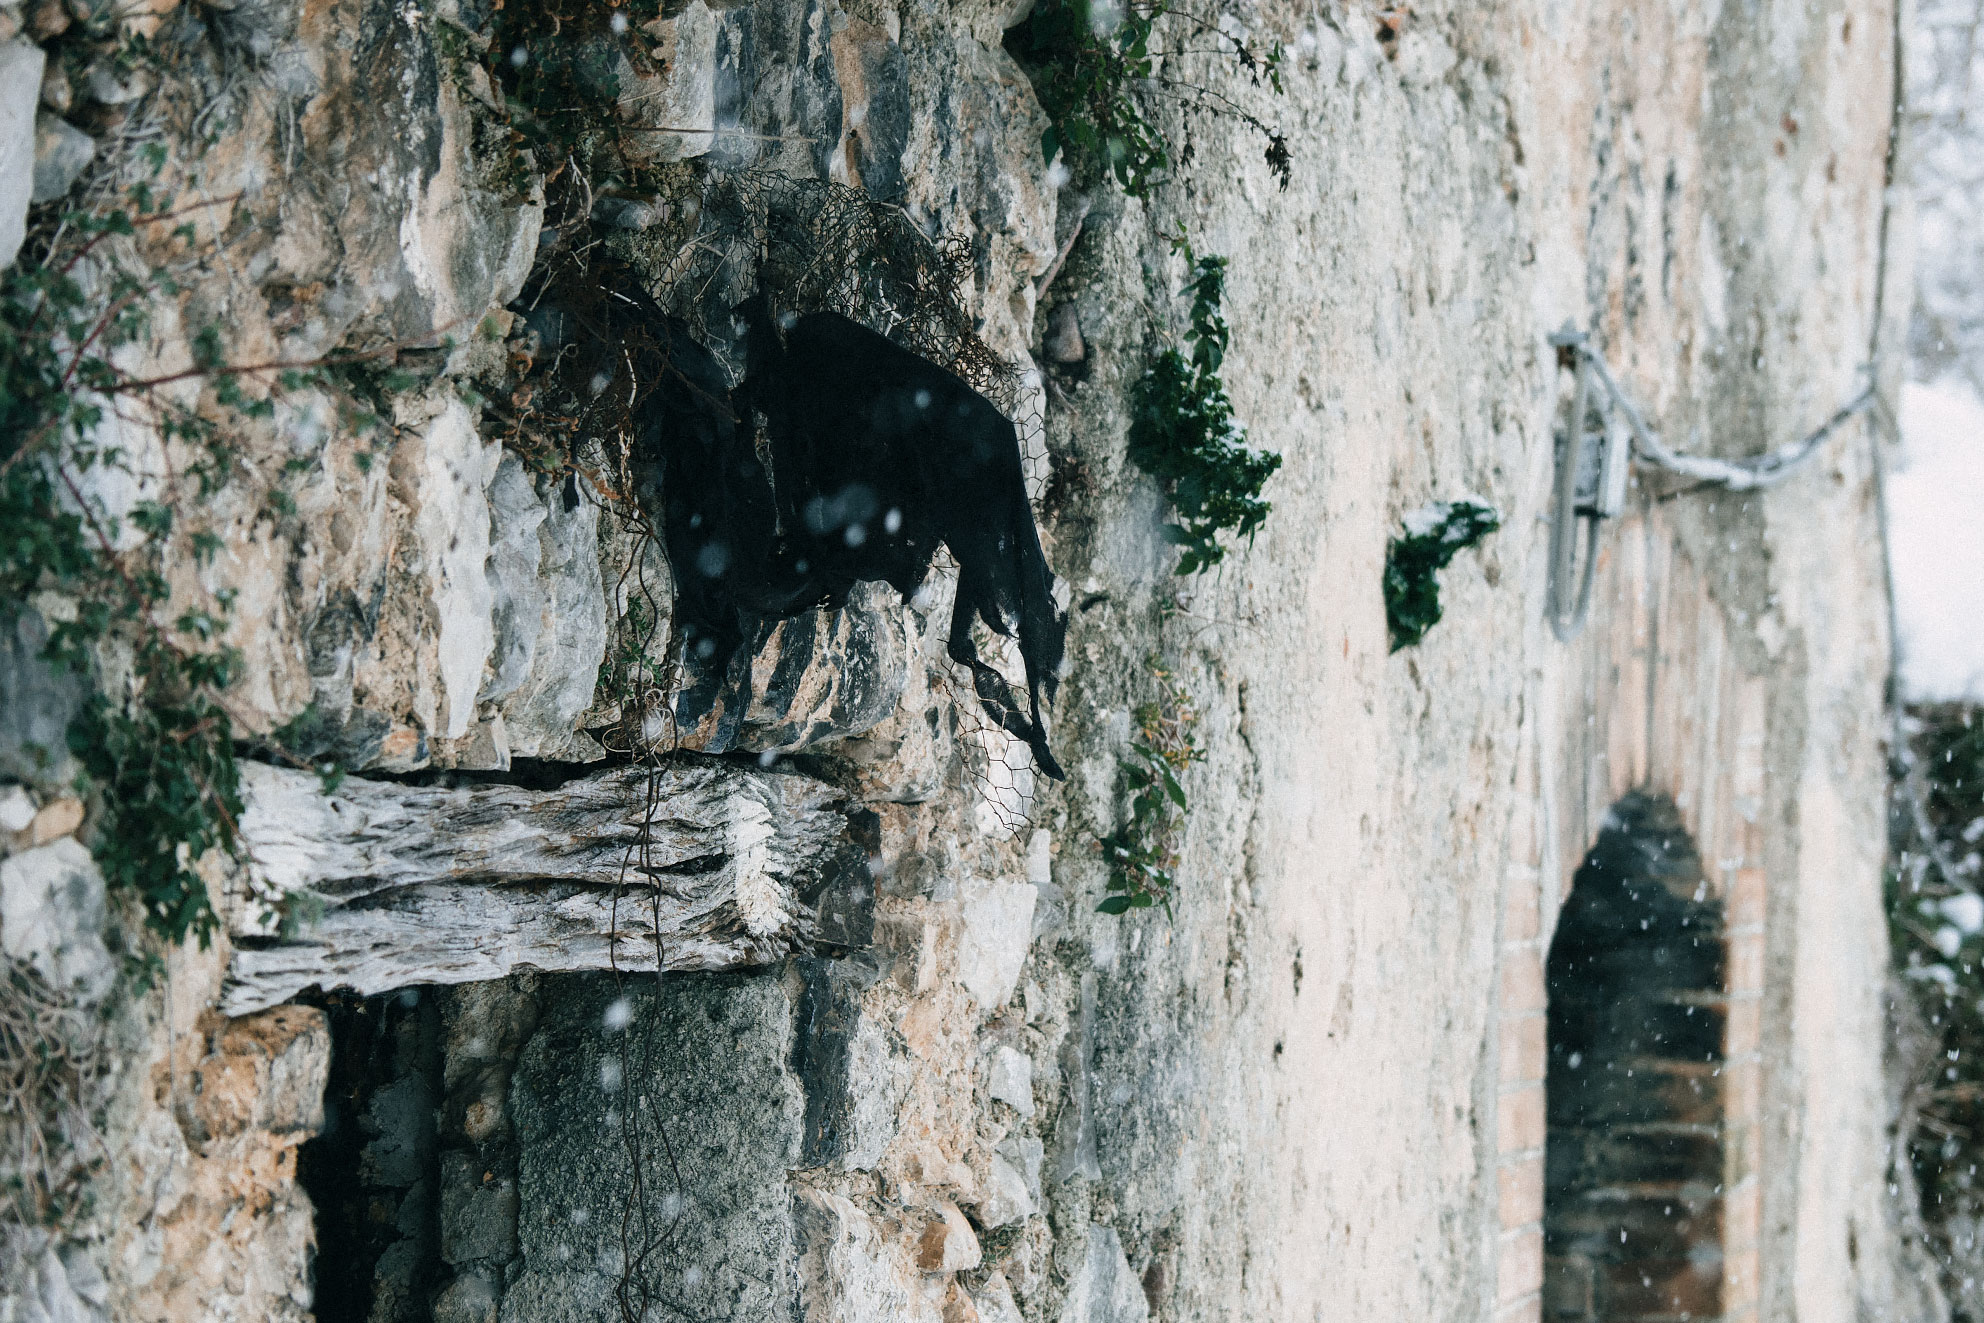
(0, 0, 1919, 1319)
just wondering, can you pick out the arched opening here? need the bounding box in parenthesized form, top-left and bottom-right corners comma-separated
(1544, 793, 1726, 1322)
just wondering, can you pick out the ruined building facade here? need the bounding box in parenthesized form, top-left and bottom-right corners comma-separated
(0, 0, 1931, 1319)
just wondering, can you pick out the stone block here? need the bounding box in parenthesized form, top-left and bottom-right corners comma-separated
(0, 39, 41, 268)
(0, 609, 84, 788)
(914, 1202, 981, 1272)
(27, 796, 82, 846)
(0, 784, 34, 835)
(506, 973, 801, 1322)
(1054, 1225, 1147, 1323)
(987, 1044, 1034, 1116)
(30, 112, 91, 203)
(0, 837, 111, 1002)
(957, 879, 1036, 1009)
(182, 1006, 329, 1146)
(971, 1152, 1035, 1229)
(440, 1151, 519, 1266)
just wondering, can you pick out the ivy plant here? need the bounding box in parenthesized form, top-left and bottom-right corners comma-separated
(1129, 240, 1282, 574)
(1005, 0, 1290, 198)
(1098, 670, 1202, 915)
(1382, 499, 1501, 651)
(2, 157, 361, 943)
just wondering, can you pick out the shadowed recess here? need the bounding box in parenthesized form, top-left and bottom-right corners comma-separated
(1543, 792, 1726, 1323)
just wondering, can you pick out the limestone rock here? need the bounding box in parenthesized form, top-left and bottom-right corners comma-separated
(0, 608, 82, 791)
(675, 581, 915, 756)
(0, 786, 33, 835)
(27, 797, 81, 847)
(972, 1153, 1035, 1229)
(1056, 1227, 1148, 1323)
(957, 879, 1036, 1009)
(30, 112, 91, 204)
(176, 1006, 328, 1148)
(913, 1201, 981, 1272)
(794, 1188, 933, 1323)
(0, 838, 111, 1003)
(987, 1044, 1034, 1116)
(997, 1134, 1043, 1207)
(623, 0, 716, 164)
(415, 401, 501, 743)
(1044, 304, 1085, 363)
(0, 40, 41, 268)
(974, 1274, 1025, 1323)
(11, 1241, 106, 1323)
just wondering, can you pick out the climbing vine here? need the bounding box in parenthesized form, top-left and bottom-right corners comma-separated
(1129, 237, 1282, 574)
(2, 150, 382, 942)
(1097, 664, 1202, 914)
(1005, 0, 1290, 197)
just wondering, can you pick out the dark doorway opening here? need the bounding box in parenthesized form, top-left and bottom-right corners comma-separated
(1544, 793, 1726, 1322)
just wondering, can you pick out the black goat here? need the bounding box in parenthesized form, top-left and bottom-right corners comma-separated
(634, 298, 1067, 778)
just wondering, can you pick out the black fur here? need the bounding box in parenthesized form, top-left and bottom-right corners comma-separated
(632, 298, 1068, 778)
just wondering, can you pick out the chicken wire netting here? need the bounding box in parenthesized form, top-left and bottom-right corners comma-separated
(510, 167, 1054, 825)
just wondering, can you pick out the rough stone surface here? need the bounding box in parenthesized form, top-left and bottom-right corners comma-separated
(6, 0, 1919, 1317)
(956, 879, 1036, 1011)
(1055, 1227, 1147, 1323)
(0, 838, 110, 1003)
(28, 112, 89, 204)
(986, 1044, 1034, 1116)
(506, 974, 803, 1323)
(0, 786, 33, 836)
(0, 39, 40, 268)
(0, 610, 83, 789)
(483, 461, 608, 760)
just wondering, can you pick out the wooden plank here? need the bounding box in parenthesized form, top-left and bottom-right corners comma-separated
(220, 760, 872, 1015)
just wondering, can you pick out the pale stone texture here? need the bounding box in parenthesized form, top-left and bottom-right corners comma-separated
(1055, 1227, 1147, 1323)
(29, 113, 91, 202)
(0, 39, 41, 267)
(0, 839, 111, 1003)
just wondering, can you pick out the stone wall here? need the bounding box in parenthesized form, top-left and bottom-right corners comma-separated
(0, 0, 1923, 1319)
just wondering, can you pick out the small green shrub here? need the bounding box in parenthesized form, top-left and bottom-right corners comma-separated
(1383, 500, 1500, 651)
(1005, 0, 1289, 198)
(1129, 241, 1282, 574)
(1098, 670, 1201, 915)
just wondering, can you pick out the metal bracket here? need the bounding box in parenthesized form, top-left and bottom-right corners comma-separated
(1545, 327, 1628, 640)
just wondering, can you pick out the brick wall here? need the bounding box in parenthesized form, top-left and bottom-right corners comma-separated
(1491, 518, 1771, 1323)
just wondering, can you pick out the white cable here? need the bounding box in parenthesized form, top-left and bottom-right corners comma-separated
(1554, 329, 1879, 491)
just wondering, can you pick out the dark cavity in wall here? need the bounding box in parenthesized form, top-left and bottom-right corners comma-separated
(298, 989, 446, 1323)
(1544, 792, 1726, 1322)
(297, 964, 868, 1321)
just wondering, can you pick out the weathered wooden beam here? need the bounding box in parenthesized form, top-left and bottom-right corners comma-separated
(220, 760, 874, 1016)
